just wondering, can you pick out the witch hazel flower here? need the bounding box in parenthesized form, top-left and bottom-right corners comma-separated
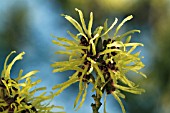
(0, 51, 65, 113)
(52, 8, 146, 113)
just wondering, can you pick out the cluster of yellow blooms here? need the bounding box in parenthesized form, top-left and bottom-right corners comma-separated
(0, 8, 146, 113)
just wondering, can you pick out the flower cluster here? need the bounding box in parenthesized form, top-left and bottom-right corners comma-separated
(0, 51, 65, 113)
(51, 8, 146, 113)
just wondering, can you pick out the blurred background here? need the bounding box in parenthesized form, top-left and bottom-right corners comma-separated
(0, 0, 170, 113)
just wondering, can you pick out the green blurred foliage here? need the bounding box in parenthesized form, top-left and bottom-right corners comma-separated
(0, 4, 29, 56)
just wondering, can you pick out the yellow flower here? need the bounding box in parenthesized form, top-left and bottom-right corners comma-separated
(0, 51, 65, 113)
(52, 8, 146, 113)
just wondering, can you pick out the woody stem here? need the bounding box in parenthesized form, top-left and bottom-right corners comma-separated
(91, 93, 102, 113)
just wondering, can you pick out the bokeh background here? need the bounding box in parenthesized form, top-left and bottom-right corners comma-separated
(0, 0, 170, 113)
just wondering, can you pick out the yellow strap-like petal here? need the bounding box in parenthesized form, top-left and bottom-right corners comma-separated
(5, 52, 25, 78)
(1, 51, 16, 78)
(75, 8, 88, 35)
(88, 12, 93, 38)
(19, 70, 39, 80)
(114, 15, 133, 37)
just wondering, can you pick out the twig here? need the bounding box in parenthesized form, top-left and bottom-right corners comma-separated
(91, 93, 102, 113)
